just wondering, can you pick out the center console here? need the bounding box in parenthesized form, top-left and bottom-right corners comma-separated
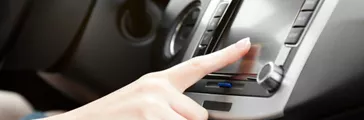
(156, 0, 339, 119)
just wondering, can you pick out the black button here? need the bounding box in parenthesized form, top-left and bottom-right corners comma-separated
(214, 3, 229, 17)
(293, 11, 313, 27)
(207, 18, 220, 30)
(302, 0, 319, 11)
(194, 44, 207, 56)
(201, 31, 213, 45)
(285, 28, 304, 45)
(203, 101, 232, 111)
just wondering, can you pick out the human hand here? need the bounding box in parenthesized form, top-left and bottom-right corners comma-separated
(42, 38, 251, 120)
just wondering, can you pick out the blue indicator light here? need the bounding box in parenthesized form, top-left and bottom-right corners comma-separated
(217, 82, 232, 88)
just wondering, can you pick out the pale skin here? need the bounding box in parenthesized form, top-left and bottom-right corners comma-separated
(41, 38, 251, 120)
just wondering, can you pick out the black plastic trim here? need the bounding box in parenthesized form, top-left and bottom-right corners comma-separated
(186, 79, 271, 97)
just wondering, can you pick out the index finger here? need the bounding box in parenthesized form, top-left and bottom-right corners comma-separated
(165, 38, 251, 92)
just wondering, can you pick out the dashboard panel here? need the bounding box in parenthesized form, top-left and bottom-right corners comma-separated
(2, 0, 364, 119)
(284, 0, 364, 119)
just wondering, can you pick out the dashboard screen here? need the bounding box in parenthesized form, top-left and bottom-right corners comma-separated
(212, 0, 302, 79)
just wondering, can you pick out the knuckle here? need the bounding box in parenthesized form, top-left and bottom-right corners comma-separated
(136, 79, 169, 94)
(189, 57, 208, 73)
(141, 72, 160, 79)
(140, 71, 168, 81)
(137, 95, 165, 119)
(141, 95, 162, 106)
(0, 91, 27, 102)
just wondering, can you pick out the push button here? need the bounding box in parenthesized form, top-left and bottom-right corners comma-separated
(207, 18, 220, 30)
(285, 28, 304, 45)
(293, 11, 313, 27)
(214, 3, 229, 17)
(201, 31, 213, 45)
(302, 0, 319, 11)
(194, 44, 207, 56)
(217, 82, 232, 88)
(203, 101, 232, 111)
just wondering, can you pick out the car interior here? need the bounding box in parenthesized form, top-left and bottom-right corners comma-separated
(2, 0, 364, 119)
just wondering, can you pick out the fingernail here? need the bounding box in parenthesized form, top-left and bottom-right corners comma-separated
(235, 37, 251, 49)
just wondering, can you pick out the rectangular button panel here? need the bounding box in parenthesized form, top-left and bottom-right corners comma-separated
(285, 0, 320, 47)
(187, 79, 271, 97)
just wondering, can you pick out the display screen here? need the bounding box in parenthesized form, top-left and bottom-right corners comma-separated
(211, 0, 303, 80)
(213, 36, 280, 79)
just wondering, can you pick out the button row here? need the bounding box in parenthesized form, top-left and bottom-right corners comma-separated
(285, 0, 319, 46)
(195, 2, 229, 56)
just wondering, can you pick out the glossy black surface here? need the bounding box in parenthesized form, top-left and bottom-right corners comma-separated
(284, 0, 364, 119)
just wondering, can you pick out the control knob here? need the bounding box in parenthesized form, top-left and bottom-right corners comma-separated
(257, 62, 284, 92)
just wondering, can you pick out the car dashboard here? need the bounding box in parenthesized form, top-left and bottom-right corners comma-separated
(2, 0, 364, 119)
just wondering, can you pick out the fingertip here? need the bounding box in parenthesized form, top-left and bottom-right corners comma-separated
(199, 108, 209, 120)
(235, 37, 251, 50)
(164, 37, 253, 92)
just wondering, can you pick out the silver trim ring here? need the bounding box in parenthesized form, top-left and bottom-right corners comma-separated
(169, 7, 201, 56)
